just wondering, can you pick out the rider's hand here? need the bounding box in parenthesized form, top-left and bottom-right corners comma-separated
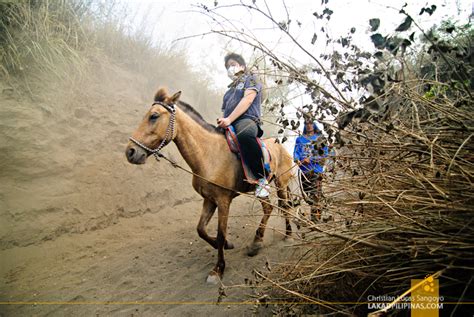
(302, 157, 310, 165)
(217, 117, 231, 128)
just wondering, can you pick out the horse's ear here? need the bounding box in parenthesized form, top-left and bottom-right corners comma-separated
(154, 87, 168, 102)
(169, 91, 182, 104)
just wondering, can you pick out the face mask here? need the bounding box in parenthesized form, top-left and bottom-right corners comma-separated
(227, 65, 243, 80)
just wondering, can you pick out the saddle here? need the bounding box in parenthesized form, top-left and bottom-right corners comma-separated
(225, 126, 272, 183)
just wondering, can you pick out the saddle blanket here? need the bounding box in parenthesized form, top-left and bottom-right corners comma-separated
(225, 125, 272, 183)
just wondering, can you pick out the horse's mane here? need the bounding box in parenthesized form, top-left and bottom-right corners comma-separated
(177, 100, 224, 135)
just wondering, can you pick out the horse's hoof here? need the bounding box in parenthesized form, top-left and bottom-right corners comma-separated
(206, 271, 221, 284)
(247, 241, 263, 257)
(225, 241, 235, 250)
(283, 236, 294, 244)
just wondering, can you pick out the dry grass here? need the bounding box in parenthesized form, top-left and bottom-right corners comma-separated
(0, 0, 221, 117)
(252, 77, 473, 315)
(0, 1, 89, 84)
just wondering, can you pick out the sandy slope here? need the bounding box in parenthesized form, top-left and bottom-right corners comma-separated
(0, 61, 301, 316)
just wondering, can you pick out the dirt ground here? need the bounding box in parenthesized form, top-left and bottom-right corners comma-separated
(0, 62, 306, 316)
(0, 193, 300, 316)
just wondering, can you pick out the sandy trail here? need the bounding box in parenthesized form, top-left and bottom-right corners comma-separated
(0, 193, 299, 316)
(0, 61, 306, 316)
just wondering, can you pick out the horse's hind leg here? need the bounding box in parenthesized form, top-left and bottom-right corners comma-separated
(277, 184, 293, 238)
(197, 198, 234, 250)
(247, 197, 273, 257)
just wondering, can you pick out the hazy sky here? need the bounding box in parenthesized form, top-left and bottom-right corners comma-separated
(127, 0, 472, 90)
(124, 0, 471, 150)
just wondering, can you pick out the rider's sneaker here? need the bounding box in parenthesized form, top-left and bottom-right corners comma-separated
(255, 178, 270, 198)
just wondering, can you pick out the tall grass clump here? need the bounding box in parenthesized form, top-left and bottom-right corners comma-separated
(0, 0, 221, 107)
(251, 20, 473, 317)
(0, 0, 91, 85)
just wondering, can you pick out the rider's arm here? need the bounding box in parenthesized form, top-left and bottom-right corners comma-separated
(226, 89, 257, 123)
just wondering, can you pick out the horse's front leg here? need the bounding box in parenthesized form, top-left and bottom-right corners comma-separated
(197, 198, 217, 246)
(197, 198, 234, 250)
(206, 199, 230, 284)
(247, 197, 273, 256)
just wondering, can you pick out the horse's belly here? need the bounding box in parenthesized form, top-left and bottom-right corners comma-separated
(191, 169, 252, 198)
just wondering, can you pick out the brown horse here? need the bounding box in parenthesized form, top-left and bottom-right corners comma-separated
(125, 88, 294, 283)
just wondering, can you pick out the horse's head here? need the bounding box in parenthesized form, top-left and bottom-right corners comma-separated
(125, 87, 181, 164)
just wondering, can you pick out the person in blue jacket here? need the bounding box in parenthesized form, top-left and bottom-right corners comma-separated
(293, 119, 328, 221)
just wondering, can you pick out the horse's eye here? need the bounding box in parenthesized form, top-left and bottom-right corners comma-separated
(149, 113, 160, 121)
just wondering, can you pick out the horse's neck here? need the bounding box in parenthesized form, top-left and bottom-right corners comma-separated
(173, 109, 227, 175)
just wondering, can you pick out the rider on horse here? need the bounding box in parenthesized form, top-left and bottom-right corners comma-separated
(216, 53, 270, 198)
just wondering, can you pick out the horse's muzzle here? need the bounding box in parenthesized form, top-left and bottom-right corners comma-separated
(125, 143, 147, 164)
